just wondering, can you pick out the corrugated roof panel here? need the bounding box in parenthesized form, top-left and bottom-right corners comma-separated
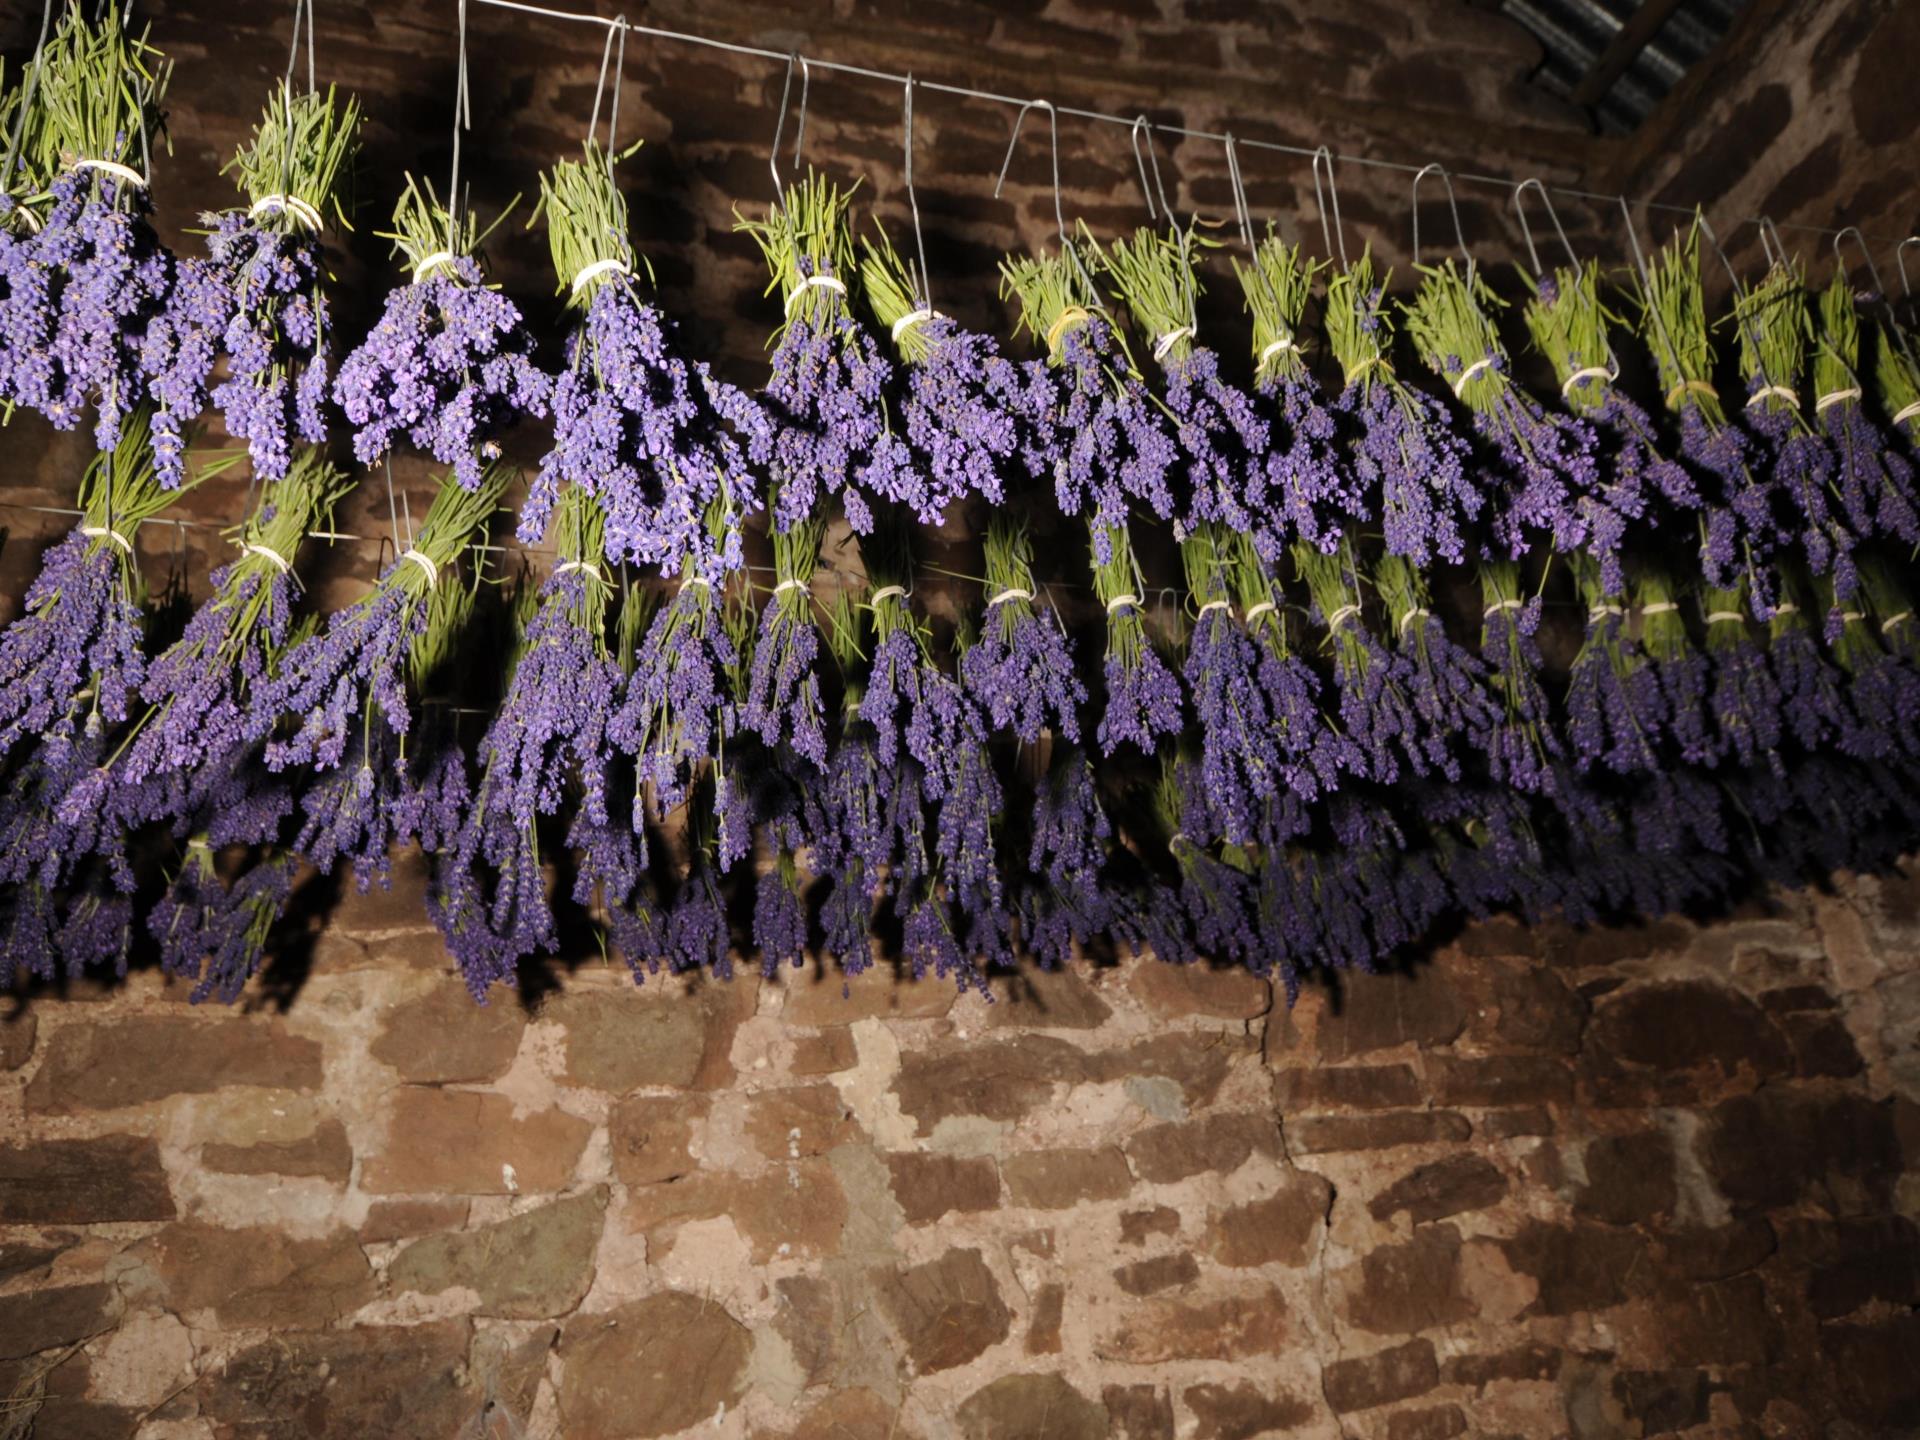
(1499, 0, 1752, 134)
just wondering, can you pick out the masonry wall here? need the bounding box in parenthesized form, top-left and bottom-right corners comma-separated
(2, 855, 1917, 1439)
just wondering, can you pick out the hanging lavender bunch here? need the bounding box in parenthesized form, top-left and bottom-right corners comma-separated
(1522, 260, 1694, 596)
(1875, 320, 1920, 453)
(1159, 757, 1262, 973)
(742, 509, 828, 767)
(1096, 225, 1273, 544)
(1233, 231, 1359, 557)
(1403, 258, 1596, 558)
(1637, 226, 1782, 616)
(1179, 524, 1281, 847)
(0, 407, 189, 766)
(1701, 581, 1783, 774)
(1636, 568, 1716, 766)
(1090, 520, 1182, 754)
(1813, 274, 1920, 544)
(1373, 552, 1496, 783)
(334, 178, 550, 489)
(530, 143, 770, 580)
(250, 463, 506, 886)
(1017, 748, 1120, 969)
(959, 514, 1084, 744)
(1295, 543, 1423, 784)
(1767, 580, 1857, 755)
(861, 224, 1040, 514)
(1475, 560, 1558, 794)
(735, 174, 917, 533)
(1002, 244, 1177, 554)
(1837, 566, 1920, 763)
(0, 6, 172, 452)
(1563, 560, 1666, 776)
(1324, 250, 1480, 566)
(1225, 532, 1362, 841)
(148, 840, 298, 1005)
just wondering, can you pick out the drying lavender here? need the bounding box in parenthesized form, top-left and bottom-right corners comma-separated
(1813, 273, 1920, 545)
(1091, 520, 1182, 755)
(959, 515, 1085, 745)
(741, 510, 828, 767)
(1475, 560, 1559, 794)
(1180, 524, 1282, 847)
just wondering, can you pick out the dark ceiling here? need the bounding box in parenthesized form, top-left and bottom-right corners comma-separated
(1501, 0, 1749, 133)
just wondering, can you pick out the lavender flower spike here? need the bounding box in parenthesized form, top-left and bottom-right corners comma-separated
(959, 514, 1085, 745)
(1091, 520, 1182, 755)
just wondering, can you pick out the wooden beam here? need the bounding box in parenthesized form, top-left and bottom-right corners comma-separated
(1570, 0, 1689, 109)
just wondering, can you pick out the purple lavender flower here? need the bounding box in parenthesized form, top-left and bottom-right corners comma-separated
(1016, 749, 1116, 969)
(1178, 526, 1283, 846)
(958, 516, 1085, 745)
(1563, 577, 1666, 776)
(1475, 563, 1558, 793)
(1701, 586, 1782, 773)
(149, 844, 297, 1004)
(742, 513, 827, 767)
(611, 573, 734, 825)
(1091, 521, 1181, 755)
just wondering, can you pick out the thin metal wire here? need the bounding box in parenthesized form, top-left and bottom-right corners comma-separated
(467, 0, 1888, 249)
(1309, 145, 1346, 268)
(1129, 116, 1167, 220)
(587, 13, 628, 163)
(1410, 162, 1471, 275)
(1901, 238, 1918, 300)
(902, 74, 931, 312)
(283, 0, 316, 96)
(768, 51, 810, 209)
(1618, 194, 1686, 386)
(1698, 212, 1781, 397)
(446, 0, 473, 246)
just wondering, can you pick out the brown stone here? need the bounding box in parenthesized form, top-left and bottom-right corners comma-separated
(1700, 1089, 1902, 1214)
(1482, 1106, 1554, 1138)
(1656, 1217, 1776, 1282)
(1273, 1063, 1421, 1111)
(1288, 1110, 1471, 1155)
(362, 1088, 591, 1194)
(1585, 981, 1790, 1079)
(607, 1093, 705, 1186)
(1207, 1177, 1331, 1268)
(25, 1016, 324, 1114)
(1368, 1153, 1507, 1225)
(622, 1160, 847, 1262)
(1823, 1315, 1920, 1431)
(203, 1118, 352, 1182)
(360, 1197, 469, 1243)
(474, 1324, 556, 1434)
(1347, 1225, 1473, 1335)
(0, 1136, 174, 1224)
(1125, 1112, 1281, 1184)
(1120, 1206, 1180, 1245)
(875, 1248, 1011, 1374)
(0, 1236, 71, 1286)
(1184, 1381, 1314, 1440)
(561, 1292, 752, 1438)
(1489, 966, 1585, 1054)
(1025, 1282, 1065, 1355)
(1101, 1033, 1248, 1108)
(1430, 1053, 1573, 1107)
(0, 1006, 34, 1070)
(11, 1400, 137, 1439)
(1780, 1011, 1865, 1078)
(1322, 1338, 1439, 1413)
(782, 971, 957, 1025)
(956, 1374, 1108, 1440)
(780, 1388, 919, 1440)
(1442, 1341, 1562, 1389)
(1317, 966, 1468, 1060)
(773, 1276, 837, 1388)
(145, 1223, 375, 1328)
(1759, 984, 1837, 1013)
(1614, 1370, 1708, 1435)
(199, 1322, 474, 1440)
(389, 1188, 606, 1318)
(790, 1027, 857, 1075)
(1095, 1290, 1287, 1363)
(546, 989, 709, 1092)
(893, 1034, 1088, 1135)
(1387, 1404, 1468, 1440)
(887, 1152, 1001, 1224)
(1005, 1147, 1132, 1209)
(1575, 1131, 1676, 1225)
(369, 982, 524, 1083)
(1102, 1385, 1172, 1440)
(989, 964, 1114, 1029)
(744, 1084, 863, 1159)
(0, 1284, 120, 1360)
(1501, 1220, 1648, 1316)
(1114, 1251, 1199, 1296)
(1127, 960, 1271, 1021)
(1637, 1275, 1777, 1366)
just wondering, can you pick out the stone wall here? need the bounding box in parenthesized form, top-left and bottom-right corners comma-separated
(2, 854, 1917, 1438)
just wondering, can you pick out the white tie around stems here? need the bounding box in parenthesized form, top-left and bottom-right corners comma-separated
(678, 575, 710, 594)
(1104, 592, 1141, 615)
(1772, 602, 1799, 617)
(569, 257, 632, 295)
(248, 193, 324, 230)
(869, 585, 908, 606)
(1450, 358, 1494, 397)
(1483, 597, 1525, 619)
(784, 273, 846, 314)
(1560, 365, 1612, 399)
(1666, 379, 1718, 407)
(554, 558, 605, 581)
(1841, 612, 1866, 624)
(1705, 610, 1745, 625)
(1894, 401, 1920, 427)
(1258, 335, 1298, 368)
(1398, 606, 1430, 634)
(1882, 611, 1912, 634)
(773, 577, 810, 598)
(81, 525, 133, 553)
(1243, 600, 1277, 625)
(413, 250, 459, 284)
(1153, 326, 1195, 362)
(1, 197, 42, 234)
(71, 157, 148, 190)
(401, 549, 440, 588)
(890, 309, 939, 342)
(1197, 599, 1232, 616)
(987, 587, 1033, 607)
(1815, 387, 1863, 413)
(1745, 384, 1799, 410)
(1641, 601, 1679, 615)
(1589, 603, 1625, 621)
(244, 541, 292, 574)
(1325, 602, 1362, 631)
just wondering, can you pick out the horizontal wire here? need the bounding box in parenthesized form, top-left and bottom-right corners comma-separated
(472, 0, 1884, 249)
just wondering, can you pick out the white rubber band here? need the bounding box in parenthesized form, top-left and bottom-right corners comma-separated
(1153, 326, 1196, 362)
(678, 576, 711, 593)
(1561, 365, 1613, 398)
(243, 541, 291, 574)
(1894, 401, 1920, 427)
(1588, 604, 1625, 621)
(1451, 358, 1494, 397)
(1882, 611, 1912, 634)
(1398, 606, 1430, 634)
(1244, 600, 1277, 625)
(412, 250, 459, 284)
(1344, 355, 1391, 387)
(1483, 598, 1525, 619)
(1, 196, 41, 234)
(1705, 610, 1745, 625)
(1772, 603, 1799, 618)
(1105, 592, 1141, 615)
(1814, 387, 1862, 414)
(1258, 336, 1297, 367)
(987, 587, 1033, 607)
(1326, 603, 1362, 631)
(401, 548, 439, 589)
(248, 193, 324, 230)
(81, 525, 133, 553)
(570, 256, 632, 294)
(71, 157, 148, 190)
(555, 559, 605, 580)
(1745, 384, 1799, 410)
(784, 273, 847, 313)
(870, 584, 908, 605)
(1641, 601, 1679, 615)
(1841, 611, 1866, 624)
(1197, 599, 1232, 616)
(774, 577, 810, 597)
(890, 308, 938, 341)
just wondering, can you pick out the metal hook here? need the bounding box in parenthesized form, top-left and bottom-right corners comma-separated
(282, 0, 316, 97)
(1619, 194, 1685, 381)
(1129, 116, 1170, 222)
(768, 51, 811, 210)
(1308, 145, 1346, 269)
(994, 98, 1066, 246)
(1756, 216, 1790, 272)
(1222, 132, 1253, 252)
(1410, 162, 1471, 275)
(1511, 177, 1578, 278)
(1834, 226, 1918, 372)
(445, 0, 473, 245)
(902, 74, 931, 311)
(1697, 212, 1783, 393)
(1895, 236, 1917, 302)
(588, 15, 629, 162)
